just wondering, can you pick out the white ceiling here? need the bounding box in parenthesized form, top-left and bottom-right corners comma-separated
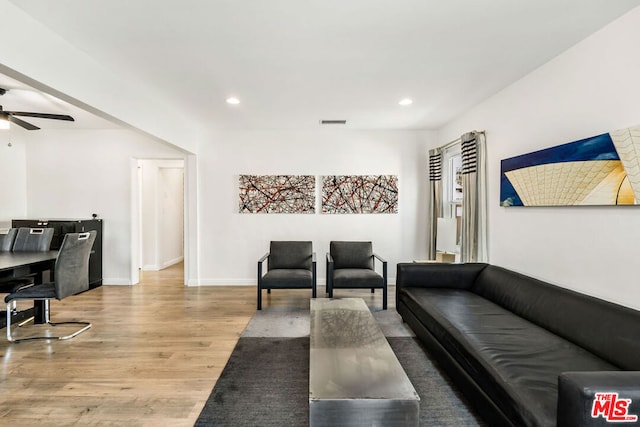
(3, 0, 639, 132)
(0, 73, 118, 130)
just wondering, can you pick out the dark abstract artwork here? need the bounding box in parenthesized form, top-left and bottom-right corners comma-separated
(322, 175, 398, 214)
(239, 175, 316, 213)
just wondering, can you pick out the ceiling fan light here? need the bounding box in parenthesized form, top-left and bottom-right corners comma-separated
(226, 97, 240, 105)
(0, 118, 10, 130)
(398, 98, 413, 106)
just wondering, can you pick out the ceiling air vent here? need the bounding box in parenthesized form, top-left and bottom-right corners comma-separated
(320, 120, 346, 125)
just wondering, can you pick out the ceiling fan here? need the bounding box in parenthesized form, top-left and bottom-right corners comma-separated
(0, 87, 75, 130)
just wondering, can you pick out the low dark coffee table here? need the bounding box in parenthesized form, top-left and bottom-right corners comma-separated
(309, 298, 419, 426)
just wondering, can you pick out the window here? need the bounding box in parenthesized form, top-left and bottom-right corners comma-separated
(440, 146, 462, 252)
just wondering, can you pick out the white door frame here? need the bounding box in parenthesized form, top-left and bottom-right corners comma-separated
(130, 154, 198, 286)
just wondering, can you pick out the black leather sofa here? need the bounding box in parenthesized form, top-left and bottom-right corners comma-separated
(396, 262, 640, 427)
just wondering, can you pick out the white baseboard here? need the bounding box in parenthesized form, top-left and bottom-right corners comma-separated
(197, 279, 255, 286)
(106, 276, 396, 287)
(142, 256, 184, 272)
(188, 278, 396, 286)
(102, 278, 134, 285)
(162, 256, 184, 269)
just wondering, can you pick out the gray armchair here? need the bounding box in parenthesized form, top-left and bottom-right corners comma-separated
(326, 241, 388, 309)
(257, 241, 317, 310)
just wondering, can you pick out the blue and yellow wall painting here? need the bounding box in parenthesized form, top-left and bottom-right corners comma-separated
(500, 126, 640, 206)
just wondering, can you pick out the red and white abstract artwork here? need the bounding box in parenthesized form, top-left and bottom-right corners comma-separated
(239, 175, 316, 213)
(322, 175, 398, 214)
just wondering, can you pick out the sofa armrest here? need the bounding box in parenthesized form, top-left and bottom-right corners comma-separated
(558, 371, 640, 427)
(396, 262, 487, 291)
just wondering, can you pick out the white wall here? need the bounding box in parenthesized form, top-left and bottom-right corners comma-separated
(139, 159, 184, 271)
(158, 165, 184, 267)
(438, 7, 640, 309)
(0, 131, 27, 226)
(17, 127, 433, 285)
(197, 129, 435, 284)
(0, 0, 199, 153)
(19, 129, 186, 284)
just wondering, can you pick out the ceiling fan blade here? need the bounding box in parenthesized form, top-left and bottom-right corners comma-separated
(8, 115, 40, 130)
(5, 111, 75, 122)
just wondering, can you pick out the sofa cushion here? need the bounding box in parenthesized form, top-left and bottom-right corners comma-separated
(472, 265, 640, 370)
(399, 287, 618, 427)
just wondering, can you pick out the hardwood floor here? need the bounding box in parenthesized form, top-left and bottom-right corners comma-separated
(0, 264, 389, 426)
(0, 263, 260, 426)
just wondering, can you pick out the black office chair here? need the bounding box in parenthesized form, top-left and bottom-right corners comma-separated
(257, 241, 317, 310)
(5, 231, 96, 343)
(12, 227, 54, 252)
(1, 228, 55, 316)
(326, 241, 388, 310)
(0, 228, 17, 252)
(1, 226, 54, 298)
(0, 228, 18, 286)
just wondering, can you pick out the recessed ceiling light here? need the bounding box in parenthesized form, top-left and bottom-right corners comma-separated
(226, 97, 240, 105)
(398, 98, 413, 106)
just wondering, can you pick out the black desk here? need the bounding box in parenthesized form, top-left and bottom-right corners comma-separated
(0, 251, 58, 328)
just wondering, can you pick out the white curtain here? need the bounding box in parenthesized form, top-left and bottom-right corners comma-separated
(460, 131, 488, 263)
(427, 131, 487, 262)
(426, 149, 442, 260)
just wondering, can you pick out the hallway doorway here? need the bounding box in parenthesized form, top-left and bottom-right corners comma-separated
(139, 261, 184, 284)
(133, 158, 185, 285)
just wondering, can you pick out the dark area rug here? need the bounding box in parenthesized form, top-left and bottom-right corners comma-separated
(387, 337, 485, 426)
(195, 335, 483, 426)
(195, 337, 309, 426)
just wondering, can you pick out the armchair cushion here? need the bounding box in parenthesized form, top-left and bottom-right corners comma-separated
(333, 268, 383, 288)
(261, 269, 313, 289)
(268, 241, 313, 270)
(330, 241, 374, 270)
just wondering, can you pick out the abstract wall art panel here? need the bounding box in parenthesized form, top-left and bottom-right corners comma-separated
(322, 175, 398, 214)
(239, 175, 316, 213)
(500, 125, 640, 206)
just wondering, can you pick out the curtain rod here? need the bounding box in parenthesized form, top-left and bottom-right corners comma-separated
(438, 130, 485, 150)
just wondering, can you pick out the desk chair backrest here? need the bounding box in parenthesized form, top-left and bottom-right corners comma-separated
(330, 241, 374, 270)
(0, 228, 17, 252)
(54, 231, 97, 300)
(268, 241, 313, 271)
(12, 227, 54, 252)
